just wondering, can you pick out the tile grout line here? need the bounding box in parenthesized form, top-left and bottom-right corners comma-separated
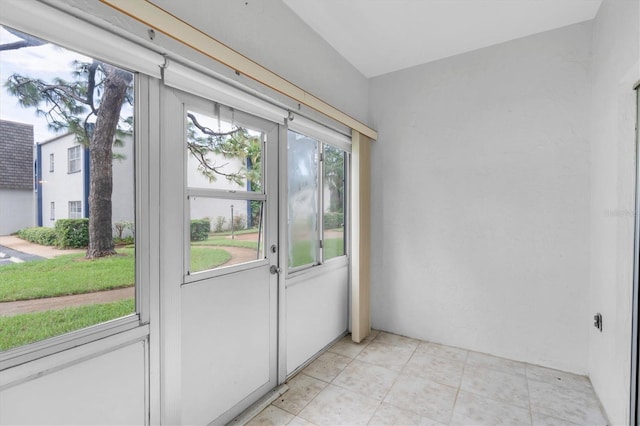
(524, 365, 534, 426)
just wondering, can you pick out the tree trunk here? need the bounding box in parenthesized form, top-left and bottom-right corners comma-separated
(86, 65, 132, 259)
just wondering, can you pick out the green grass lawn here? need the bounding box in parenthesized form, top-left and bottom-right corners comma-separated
(290, 237, 344, 268)
(192, 236, 259, 250)
(0, 249, 136, 302)
(0, 299, 135, 351)
(0, 247, 231, 302)
(190, 247, 231, 272)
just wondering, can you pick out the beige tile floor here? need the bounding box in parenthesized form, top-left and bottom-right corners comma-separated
(246, 330, 608, 426)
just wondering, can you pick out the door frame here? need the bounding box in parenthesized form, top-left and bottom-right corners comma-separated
(631, 81, 640, 426)
(159, 86, 281, 425)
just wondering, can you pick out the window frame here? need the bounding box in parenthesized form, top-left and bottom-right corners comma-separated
(285, 128, 350, 276)
(182, 96, 274, 283)
(0, 28, 149, 370)
(50, 201, 55, 221)
(67, 145, 81, 173)
(49, 153, 54, 172)
(68, 200, 82, 219)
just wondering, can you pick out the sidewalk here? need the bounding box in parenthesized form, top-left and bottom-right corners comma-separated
(0, 235, 84, 259)
(0, 287, 135, 316)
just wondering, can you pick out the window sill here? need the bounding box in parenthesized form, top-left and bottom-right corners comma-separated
(285, 256, 349, 288)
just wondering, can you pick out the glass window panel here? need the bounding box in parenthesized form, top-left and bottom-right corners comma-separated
(187, 110, 263, 192)
(67, 145, 81, 173)
(0, 25, 136, 351)
(323, 144, 345, 260)
(287, 130, 319, 269)
(188, 196, 265, 274)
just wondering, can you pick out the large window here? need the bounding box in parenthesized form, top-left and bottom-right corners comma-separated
(67, 145, 81, 173)
(0, 25, 137, 353)
(287, 130, 347, 271)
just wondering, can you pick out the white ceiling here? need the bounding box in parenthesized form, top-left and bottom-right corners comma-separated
(282, 0, 602, 78)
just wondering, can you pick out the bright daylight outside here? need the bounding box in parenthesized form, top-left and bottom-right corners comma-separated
(0, 26, 136, 351)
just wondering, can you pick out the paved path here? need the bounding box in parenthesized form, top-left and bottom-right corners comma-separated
(0, 287, 135, 317)
(0, 235, 83, 259)
(0, 235, 263, 317)
(0, 244, 45, 265)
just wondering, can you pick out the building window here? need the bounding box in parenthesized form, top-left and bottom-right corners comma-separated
(49, 153, 54, 172)
(68, 201, 82, 219)
(68, 145, 81, 173)
(50, 201, 55, 221)
(287, 130, 348, 272)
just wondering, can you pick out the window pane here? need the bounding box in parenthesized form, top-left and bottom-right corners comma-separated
(68, 201, 82, 218)
(188, 196, 265, 274)
(323, 144, 345, 260)
(287, 130, 319, 269)
(0, 25, 136, 351)
(68, 145, 81, 173)
(187, 110, 263, 192)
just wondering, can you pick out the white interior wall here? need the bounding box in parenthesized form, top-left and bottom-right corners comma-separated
(588, 0, 639, 424)
(370, 22, 593, 373)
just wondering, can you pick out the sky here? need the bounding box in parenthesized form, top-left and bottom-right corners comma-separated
(0, 26, 93, 143)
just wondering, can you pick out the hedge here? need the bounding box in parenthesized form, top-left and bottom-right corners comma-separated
(323, 212, 344, 230)
(190, 219, 210, 241)
(17, 227, 57, 246)
(55, 219, 89, 248)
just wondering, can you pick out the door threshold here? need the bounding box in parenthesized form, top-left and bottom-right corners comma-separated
(226, 384, 289, 426)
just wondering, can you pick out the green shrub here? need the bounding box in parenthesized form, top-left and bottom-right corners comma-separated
(55, 219, 89, 248)
(113, 220, 134, 239)
(17, 227, 57, 246)
(323, 212, 344, 230)
(190, 219, 210, 241)
(232, 214, 246, 231)
(214, 216, 226, 233)
(114, 236, 134, 246)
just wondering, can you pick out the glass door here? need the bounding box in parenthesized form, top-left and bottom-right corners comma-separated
(173, 91, 280, 425)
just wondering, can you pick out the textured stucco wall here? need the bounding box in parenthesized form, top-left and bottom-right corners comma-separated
(369, 22, 592, 373)
(588, 0, 640, 423)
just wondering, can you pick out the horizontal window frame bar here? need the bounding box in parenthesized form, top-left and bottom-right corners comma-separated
(0, 314, 144, 375)
(183, 258, 270, 285)
(285, 257, 349, 288)
(187, 188, 266, 201)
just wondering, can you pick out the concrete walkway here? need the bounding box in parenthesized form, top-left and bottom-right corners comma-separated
(0, 287, 135, 317)
(0, 235, 84, 259)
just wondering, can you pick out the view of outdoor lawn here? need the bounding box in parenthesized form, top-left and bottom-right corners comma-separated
(0, 223, 345, 350)
(0, 25, 346, 352)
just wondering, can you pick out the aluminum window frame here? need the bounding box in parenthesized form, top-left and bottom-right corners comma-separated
(285, 128, 350, 276)
(0, 46, 150, 374)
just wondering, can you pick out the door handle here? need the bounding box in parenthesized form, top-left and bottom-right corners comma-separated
(270, 265, 281, 275)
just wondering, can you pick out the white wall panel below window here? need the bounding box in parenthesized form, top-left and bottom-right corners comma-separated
(0, 342, 146, 425)
(286, 264, 349, 375)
